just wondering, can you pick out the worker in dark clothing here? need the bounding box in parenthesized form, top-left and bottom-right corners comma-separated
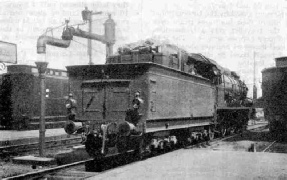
(126, 91, 144, 126)
(132, 91, 144, 110)
(65, 93, 77, 121)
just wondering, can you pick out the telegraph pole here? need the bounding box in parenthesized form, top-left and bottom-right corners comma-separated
(82, 7, 102, 65)
(253, 52, 257, 100)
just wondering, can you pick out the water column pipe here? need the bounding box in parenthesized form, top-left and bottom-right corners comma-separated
(36, 11, 116, 157)
(37, 13, 116, 59)
(35, 61, 48, 157)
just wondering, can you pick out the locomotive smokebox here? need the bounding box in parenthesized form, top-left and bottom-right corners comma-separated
(275, 56, 287, 67)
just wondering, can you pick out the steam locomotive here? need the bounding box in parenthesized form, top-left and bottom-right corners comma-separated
(64, 40, 252, 170)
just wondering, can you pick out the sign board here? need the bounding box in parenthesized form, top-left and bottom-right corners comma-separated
(0, 41, 17, 64)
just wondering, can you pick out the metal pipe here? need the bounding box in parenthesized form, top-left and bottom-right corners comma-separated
(37, 15, 116, 57)
(35, 61, 49, 157)
(88, 17, 92, 65)
(39, 72, 46, 157)
(37, 35, 71, 54)
(72, 28, 106, 43)
(104, 14, 116, 57)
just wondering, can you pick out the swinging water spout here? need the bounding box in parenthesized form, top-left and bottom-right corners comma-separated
(37, 35, 71, 54)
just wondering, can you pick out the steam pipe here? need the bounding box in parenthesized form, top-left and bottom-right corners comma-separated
(37, 35, 71, 54)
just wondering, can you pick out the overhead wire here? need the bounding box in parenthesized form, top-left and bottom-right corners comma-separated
(41, 23, 66, 36)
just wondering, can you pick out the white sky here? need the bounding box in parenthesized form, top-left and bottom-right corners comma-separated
(1, 0, 287, 97)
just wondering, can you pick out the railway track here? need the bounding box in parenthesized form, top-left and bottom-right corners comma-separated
(0, 136, 82, 157)
(5, 126, 267, 180)
(197, 124, 287, 154)
(262, 141, 276, 152)
(4, 159, 94, 180)
(3, 124, 269, 179)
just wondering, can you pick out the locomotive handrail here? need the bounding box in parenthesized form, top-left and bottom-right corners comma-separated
(82, 79, 131, 83)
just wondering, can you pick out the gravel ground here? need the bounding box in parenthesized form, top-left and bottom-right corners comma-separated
(210, 126, 273, 152)
(0, 147, 72, 178)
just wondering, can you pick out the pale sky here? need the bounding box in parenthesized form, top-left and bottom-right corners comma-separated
(1, 0, 287, 97)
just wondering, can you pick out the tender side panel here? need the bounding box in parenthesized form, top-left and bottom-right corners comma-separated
(147, 67, 215, 120)
(67, 64, 215, 132)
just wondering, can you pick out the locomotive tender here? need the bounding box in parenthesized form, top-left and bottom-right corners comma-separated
(64, 41, 251, 164)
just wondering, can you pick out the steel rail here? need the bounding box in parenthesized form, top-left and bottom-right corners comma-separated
(0, 136, 82, 156)
(262, 141, 276, 153)
(4, 159, 93, 180)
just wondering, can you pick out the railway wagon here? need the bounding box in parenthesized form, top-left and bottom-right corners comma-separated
(0, 65, 69, 130)
(262, 57, 287, 133)
(65, 41, 251, 169)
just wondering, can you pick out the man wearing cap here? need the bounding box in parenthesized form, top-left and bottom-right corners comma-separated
(126, 91, 144, 126)
(65, 93, 77, 121)
(132, 91, 144, 110)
